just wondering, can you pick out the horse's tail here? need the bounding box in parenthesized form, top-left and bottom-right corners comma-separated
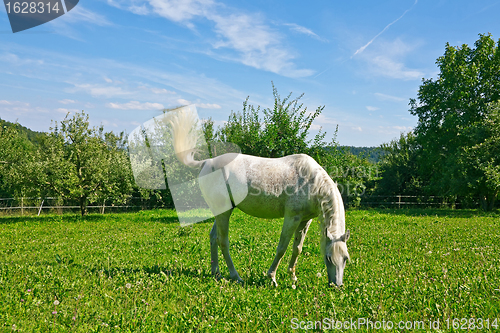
(166, 106, 205, 168)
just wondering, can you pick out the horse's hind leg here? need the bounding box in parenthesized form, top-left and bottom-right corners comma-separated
(215, 209, 243, 283)
(267, 215, 301, 287)
(288, 219, 312, 282)
(210, 221, 221, 280)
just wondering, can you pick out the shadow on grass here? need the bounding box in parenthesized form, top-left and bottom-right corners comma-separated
(0, 211, 217, 225)
(352, 207, 499, 218)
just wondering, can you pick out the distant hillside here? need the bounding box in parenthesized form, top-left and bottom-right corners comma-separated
(341, 146, 386, 163)
(0, 118, 46, 144)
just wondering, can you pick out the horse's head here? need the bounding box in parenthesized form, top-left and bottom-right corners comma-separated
(324, 229, 350, 287)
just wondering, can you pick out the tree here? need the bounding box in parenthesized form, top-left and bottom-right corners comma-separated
(216, 83, 326, 158)
(38, 111, 134, 216)
(0, 126, 37, 198)
(409, 33, 500, 209)
(374, 132, 422, 196)
(456, 102, 500, 210)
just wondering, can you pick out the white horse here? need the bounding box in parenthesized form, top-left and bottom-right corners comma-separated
(166, 108, 350, 287)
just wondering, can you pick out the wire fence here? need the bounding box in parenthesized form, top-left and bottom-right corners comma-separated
(358, 195, 461, 209)
(0, 194, 482, 216)
(0, 197, 174, 216)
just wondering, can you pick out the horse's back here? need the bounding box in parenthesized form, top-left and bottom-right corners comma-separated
(212, 153, 320, 219)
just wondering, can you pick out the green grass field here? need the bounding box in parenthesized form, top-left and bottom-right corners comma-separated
(1, 209, 499, 332)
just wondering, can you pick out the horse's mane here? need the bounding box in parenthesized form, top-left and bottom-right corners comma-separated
(295, 155, 345, 255)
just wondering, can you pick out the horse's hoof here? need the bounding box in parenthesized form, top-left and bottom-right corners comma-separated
(271, 279, 278, 287)
(213, 272, 222, 281)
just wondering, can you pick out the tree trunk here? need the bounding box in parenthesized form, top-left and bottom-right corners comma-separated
(488, 195, 496, 211)
(480, 193, 497, 211)
(79, 196, 87, 216)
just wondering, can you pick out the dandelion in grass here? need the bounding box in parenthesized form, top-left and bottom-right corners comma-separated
(125, 283, 132, 289)
(292, 284, 296, 290)
(316, 272, 321, 278)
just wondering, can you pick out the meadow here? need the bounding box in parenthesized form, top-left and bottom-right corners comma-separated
(1, 208, 499, 332)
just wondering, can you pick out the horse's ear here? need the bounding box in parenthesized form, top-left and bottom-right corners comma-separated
(341, 229, 350, 242)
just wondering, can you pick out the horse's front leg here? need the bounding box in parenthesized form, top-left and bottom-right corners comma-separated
(215, 210, 243, 283)
(267, 215, 300, 287)
(210, 221, 221, 280)
(288, 219, 312, 282)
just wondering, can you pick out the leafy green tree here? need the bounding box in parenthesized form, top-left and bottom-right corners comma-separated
(0, 126, 37, 198)
(38, 111, 134, 216)
(216, 84, 325, 158)
(409, 33, 500, 209)
(455, 102, 500, 210)
(374, 132, 422, 196)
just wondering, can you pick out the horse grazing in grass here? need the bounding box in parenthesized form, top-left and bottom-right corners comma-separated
(166, 107, 350, 287)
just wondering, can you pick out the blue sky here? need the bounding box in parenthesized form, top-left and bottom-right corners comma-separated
(1, 0, 500, 146)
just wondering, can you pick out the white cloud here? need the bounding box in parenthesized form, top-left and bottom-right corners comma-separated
(374, 93, 406, 102)
(107, 0, 313, 77)
(56, 108, 79, 113)
(378, 125, 413, 135)
(352, 126, 363, 132)
(72, 84, 131, 98)
(0, 101, 50, 115)
(59, 6, 112, 26)
(177, 98, 221, 109)
(0, 100, 30, 107)
(366, 106, 379, 111)
(283, 23, 326, 42)
(197, 103, 221, 109)
(370, 55, 423, 80)
(356, 38, 424, 80)
(59, 99, 77, 104)
(151, 88, 176, 94)
(106, 101, 165, 110)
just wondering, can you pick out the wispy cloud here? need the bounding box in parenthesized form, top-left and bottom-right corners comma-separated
(59, 99, 77, 104)
(71, 84, 132, 98)
(48, 5, 113, 40)
(370, 54, 423, 80)
(283, 23, 327, 42)
(177, 98, 221, 109)
(106, 0, 314, 77)
(374, 92, 406, 102)
(352, 0, 418, 57)
(107, 101, 164, 110)
(357, 38, 424, 80)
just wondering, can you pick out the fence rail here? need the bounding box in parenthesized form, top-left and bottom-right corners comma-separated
(0, 197, 173, 215)
(0, 195, 479, 216)
(359, 195, 464, 209)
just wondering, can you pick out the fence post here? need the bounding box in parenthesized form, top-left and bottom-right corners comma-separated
(21, 197, 24, 215)
(38, 199, 44, 216)
(101, 199, 105, 214)
(398, 195, 401, 209)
